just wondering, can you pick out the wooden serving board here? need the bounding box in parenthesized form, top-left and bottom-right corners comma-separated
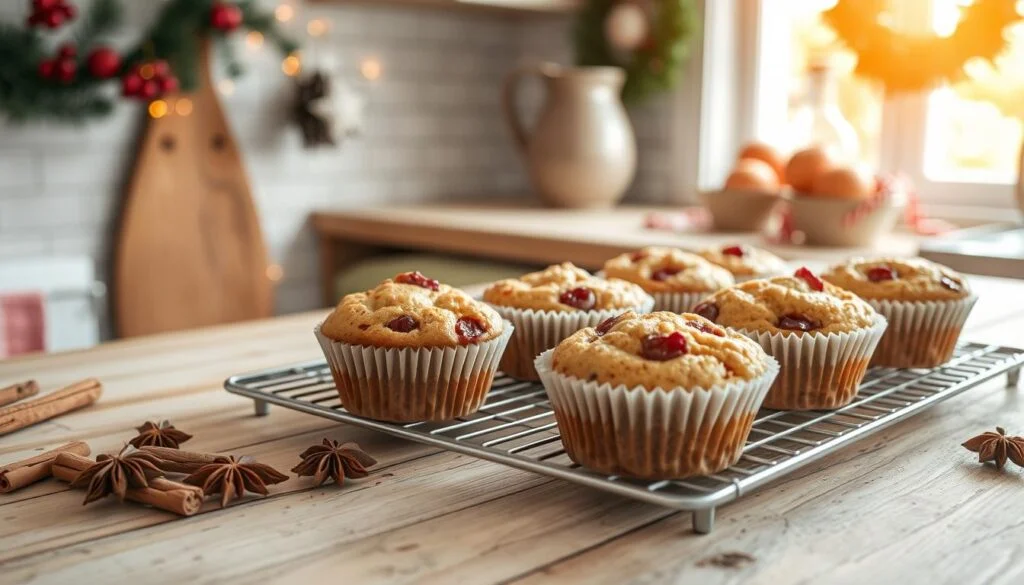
(115, 41, 272, 338)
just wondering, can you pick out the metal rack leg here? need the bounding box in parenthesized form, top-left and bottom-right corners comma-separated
(254, 399, 270, 416)
(693, 508, 715, 534)
(1008, 367, 1020, 388)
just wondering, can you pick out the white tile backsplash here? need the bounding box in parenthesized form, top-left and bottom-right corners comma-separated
(0, 1, 677, 335)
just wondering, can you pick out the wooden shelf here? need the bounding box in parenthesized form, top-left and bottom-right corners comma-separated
(308, 0, 579, 15)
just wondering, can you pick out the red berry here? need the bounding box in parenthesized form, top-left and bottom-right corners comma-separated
(55, 58, 75, 83)
(777, 313, 820, 332)
(641, 332, 688, 361)
(794, 266, 824, 292)
(44, 10, 63, 28)
(940, 276, 962, 293)
(686, 319, 724, 336)
(151, 60, 170, 78)
(61, 3, 76, 19)
(651, 267, 681, 282)
(385, 315, 418, 333)
(57, 43, 76, 59)
(140, 80, 160, 100)
(455, 316, 487, 344)
(159, 76, 179, 94)
(866, 266, 896, 282)
(394, 271, 439, 291)
(121, 73, 143, 96)
(559, 287, 596, 311)
(693, 301, 719, 322)
(595, 313, 626, 336)
(210, 3, 243, 31)
(38, 59, 55, 78)
(86, 47, 121, 78)
(722, 245, 745, 257)
(34, 0, 59, 10)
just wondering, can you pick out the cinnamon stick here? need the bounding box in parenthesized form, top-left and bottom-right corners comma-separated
(0, 379, 102, 436)
(139, 446, 220, 473)
(52, 452, 204, 516)
(0, 380, 39, 407)
(0, 441, 91, 493)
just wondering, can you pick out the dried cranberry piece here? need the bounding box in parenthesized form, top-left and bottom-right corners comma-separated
(386, 315, 419, 333)
(777, 313, 820, 332)
(559, 287, 596, 310)
(641, 332, 689, 361)
(940, 276, 962, 293)
(722, 245, 745, 257)
(595, 313, 626, 336)
(794, 266, 824, 292)
(866, 266, 896, 282)
(693, 301, 719, 322)
(395, 271, 440, 291)
(629, 251, 647, 262)
(651, 267, 681, 282)
(686, 320, 724, 337)
(455, 316, 487, 344)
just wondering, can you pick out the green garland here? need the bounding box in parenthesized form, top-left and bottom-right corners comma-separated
(0, 0, 297, 124)
(574, 0, 699, 104)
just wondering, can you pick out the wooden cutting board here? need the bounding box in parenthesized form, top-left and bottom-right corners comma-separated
(115, 41, 273, 338)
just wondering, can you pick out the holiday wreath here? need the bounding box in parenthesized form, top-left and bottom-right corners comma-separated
(823, 0, 1022, 93)
(0, 0, 296, 123)
(573, 0, 699, 104)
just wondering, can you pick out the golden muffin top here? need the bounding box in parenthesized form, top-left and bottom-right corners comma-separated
(822, 257, 970, 302)
(321, 271, 505, 347)
(603, 247, 735, 293)
(482, 262, 651, 312)
(694, 267, 879, 335)
(698, 244, 788, 279)
(551, 311, 770, 390)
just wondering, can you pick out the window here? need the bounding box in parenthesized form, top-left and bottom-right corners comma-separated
(739, 0, 1021, 210)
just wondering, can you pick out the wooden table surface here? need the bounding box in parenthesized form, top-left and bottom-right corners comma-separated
(2, 275, 1024, 585)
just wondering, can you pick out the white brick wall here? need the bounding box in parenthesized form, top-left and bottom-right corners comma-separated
(0, 0, 678, 334)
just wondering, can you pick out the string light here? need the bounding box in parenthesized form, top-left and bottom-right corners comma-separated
(307, 19, 328, 37)
(266, 264, 284, 282)
(246, 31, 264, 48)
(174, 98, 193, 116)
(282, 54, 302, 76)
(218, 79, 235, 95)
(360, 57, 382, 81)
(148, 99, 168, 119)
(274, 4, 294, 22)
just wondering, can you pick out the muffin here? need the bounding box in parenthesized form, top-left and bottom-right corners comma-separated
(603, 247, 734, 312)
(482, 263, 653, 381)
(694, 267, 887, 410)
(698, 244, 788, 282)
(316, 271, 513, 422)
(822, 257, 976, 368)
(534, 311, 779, 479)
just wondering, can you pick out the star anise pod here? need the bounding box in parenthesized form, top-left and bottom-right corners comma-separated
(292, 439, 377, 487)
(962, 427, 1024, 470)
(183, 455, 288, 508)
(70, 446, 164, 505)
(128, 420, 193, 449)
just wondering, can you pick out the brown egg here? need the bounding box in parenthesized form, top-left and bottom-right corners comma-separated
(724, 158, 780, 193)
(738, 142, 786, 183)
(811, 166, 875, 199)
(785, 147, 833, 192)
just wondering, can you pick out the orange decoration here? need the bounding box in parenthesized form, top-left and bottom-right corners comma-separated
(824, 0, 1023, 93)
(725, 159, 780, 193)
(812, 166, 875, 200)
(737, 142, 786, 183)
(785, 147, 834, 193)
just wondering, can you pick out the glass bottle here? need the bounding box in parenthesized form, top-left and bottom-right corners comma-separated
(788, 60, 860, 163)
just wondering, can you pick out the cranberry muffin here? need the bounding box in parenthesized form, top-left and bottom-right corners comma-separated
(698, 244, 787, 282)
(695, 267, 887, 410)
(482, 263, 653, 380)
(534, 311, 779, 479)
(823, 257, 976, 367)
(317, 271, 512, 422)
(603, 247, 734, 312)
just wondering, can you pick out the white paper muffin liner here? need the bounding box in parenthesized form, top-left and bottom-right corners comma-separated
(867, 295, 977, 368)
(738, 315, 888, 411)
(314, 323, 513, 422)
(534, 350, 780, 479)
(488, 295, 654, 381)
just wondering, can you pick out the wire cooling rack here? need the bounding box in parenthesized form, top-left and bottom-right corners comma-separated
(225, 341, 1023, 534)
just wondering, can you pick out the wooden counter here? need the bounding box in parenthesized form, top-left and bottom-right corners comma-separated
(1, 273, 1023, 584)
